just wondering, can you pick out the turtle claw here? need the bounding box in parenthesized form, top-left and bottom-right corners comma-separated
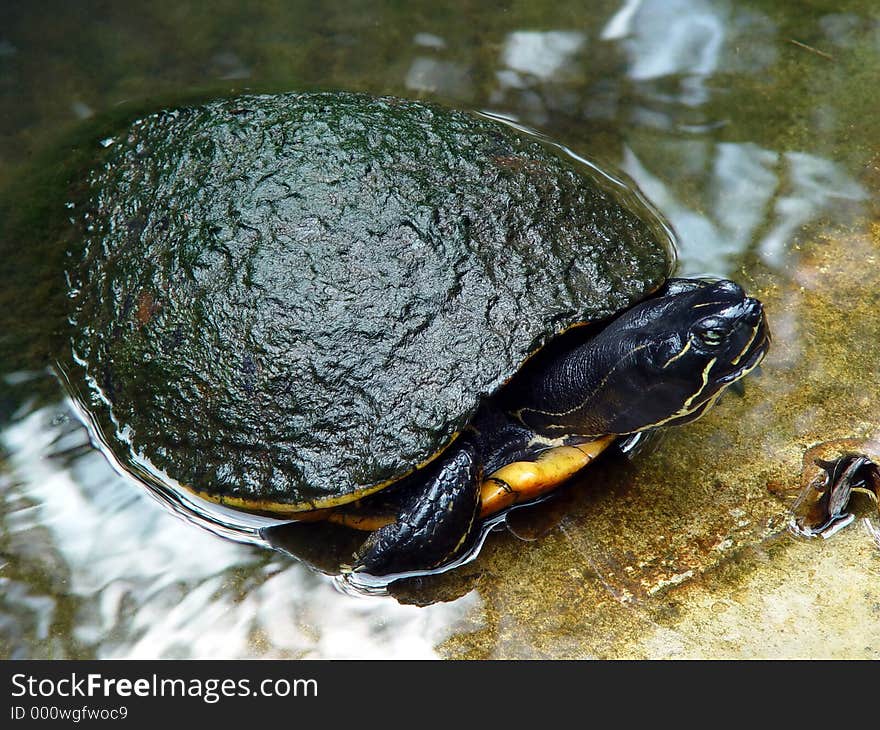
(617, 428, 664, 458)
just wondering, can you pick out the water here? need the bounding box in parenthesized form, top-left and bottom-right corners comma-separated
(2, 0, 879, 659)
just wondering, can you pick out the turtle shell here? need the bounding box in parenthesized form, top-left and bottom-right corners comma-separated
(67, 92, 673, 513)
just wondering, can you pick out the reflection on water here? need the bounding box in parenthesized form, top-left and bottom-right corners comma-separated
(600, 0, 866, 273)
(502, 31, 586, 81)
(602, 0, 777, 102)
(624, 143, 866, 274)
(1, 398, 480, 658)
(2, 0, 880, 658)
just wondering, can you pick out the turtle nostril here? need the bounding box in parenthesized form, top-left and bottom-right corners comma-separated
(719, 298, 761, 328)
(740, 297, 762, 325)
(714, 279, 745, 299)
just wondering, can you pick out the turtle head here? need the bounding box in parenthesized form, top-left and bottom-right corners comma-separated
(653, 277, 769, 412)
(578, 278, 771, 435)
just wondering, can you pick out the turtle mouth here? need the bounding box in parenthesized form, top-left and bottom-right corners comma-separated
(717, 310, 770, 384)
(721, 331, 770, 383)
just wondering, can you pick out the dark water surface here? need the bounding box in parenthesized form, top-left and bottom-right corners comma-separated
(1, 0, 879, 658)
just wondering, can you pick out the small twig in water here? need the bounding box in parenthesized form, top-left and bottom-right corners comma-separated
(787, 39, 834, 61)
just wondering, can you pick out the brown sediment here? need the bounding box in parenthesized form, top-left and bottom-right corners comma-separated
(134, 291, 159, 326)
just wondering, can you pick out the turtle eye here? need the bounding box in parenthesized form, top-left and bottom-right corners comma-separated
(697, 327, 726, 347)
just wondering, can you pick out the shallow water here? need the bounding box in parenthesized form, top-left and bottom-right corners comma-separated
(2, 0, 880, 658)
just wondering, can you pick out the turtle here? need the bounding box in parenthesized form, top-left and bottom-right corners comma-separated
(64, 92, 770, 578)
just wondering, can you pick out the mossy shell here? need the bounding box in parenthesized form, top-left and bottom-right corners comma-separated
(68, 92, 673, 513)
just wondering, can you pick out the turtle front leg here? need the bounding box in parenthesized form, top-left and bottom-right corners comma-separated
(352, 440, 482, 576)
